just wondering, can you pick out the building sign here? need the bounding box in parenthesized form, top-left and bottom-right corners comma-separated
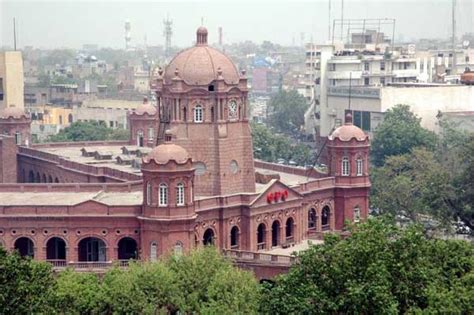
(328, 86, 381, 99)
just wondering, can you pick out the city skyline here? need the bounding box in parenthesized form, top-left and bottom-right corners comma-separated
(1, 0, 473, 49)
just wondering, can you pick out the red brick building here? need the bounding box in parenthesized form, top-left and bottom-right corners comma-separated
(0, 27, 370, 268)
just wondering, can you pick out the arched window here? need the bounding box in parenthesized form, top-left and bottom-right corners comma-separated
(118, 237, 138, 260)
(308, 208, 317, 229)
(354, 206, 361, 223)
(342, 157, 350, 176)
(146, 182, 152, 205)
(46, 237, 66, 260)
(176, 183, 185, 206)
(271, 221, 280, 247)
(78, 237, 106, 262)
(257, 223, 266, 250)
(28, 170, 35, 183)
(321, 206, 330, 228)
(68, 114, 73, 124)
(174, 241, 183, 256)
(286, 217, 294, 240)
(137, 130, 144, 147)
(14, 237, 34, 258)
(203, 229, 215, 246)
(42, 174, 47, 183)
(150, 242, 157, 262)
(15, 132, 21, 145)
(230, 226, 239, 249)
(194, 105, 203, 123)
(159, 183, 168, 207)
(356, 158, 363, 176)
(48, 175, 53, 183)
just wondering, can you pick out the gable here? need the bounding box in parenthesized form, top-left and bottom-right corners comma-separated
(251, 179, 302, 208)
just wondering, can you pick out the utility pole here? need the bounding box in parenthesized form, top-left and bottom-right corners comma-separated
(13, 18, 17, 51)
(452, 0, 457, 75)
(340, 0, 344, 43)
(328, 0, 332, 41)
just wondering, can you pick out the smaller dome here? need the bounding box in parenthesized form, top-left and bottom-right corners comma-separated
(197, 26, 208, 34)
(134, 97, 157, 116)
(329, 113, 367, 142)
(0, 106, 28, 119)
(143, 142, 191, 165)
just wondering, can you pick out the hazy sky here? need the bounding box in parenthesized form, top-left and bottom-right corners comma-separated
(1, 0, 473, 49)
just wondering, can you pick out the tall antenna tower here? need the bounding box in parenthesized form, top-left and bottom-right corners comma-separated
(163, 15, 173, 57)
(124, 19, 131, 50)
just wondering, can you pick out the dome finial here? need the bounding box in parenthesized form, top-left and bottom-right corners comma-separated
(345, 112, 353, 125)
(196, 26, 208, 46)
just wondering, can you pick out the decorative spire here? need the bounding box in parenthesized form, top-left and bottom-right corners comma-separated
(196, 26, 208, 46)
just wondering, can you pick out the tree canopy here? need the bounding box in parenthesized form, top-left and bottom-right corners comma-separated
(47, 121, 128, 143)
(267, 90, 309, 136)
(0, 247, 260, 314)
(260, 219, 474, 314)
(371, 111, 474, 230)
(251, 122, 315, 166)
(371, 105, 437, 166)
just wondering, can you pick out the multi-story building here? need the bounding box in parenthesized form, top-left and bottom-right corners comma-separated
(0, 51, 25, 111)
(0, 28, 370, 277)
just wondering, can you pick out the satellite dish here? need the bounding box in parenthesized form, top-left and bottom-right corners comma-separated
(463, 40, 470, 48)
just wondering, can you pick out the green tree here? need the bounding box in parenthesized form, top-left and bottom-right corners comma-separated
(54, 269, 105, 314)
(48, 121, 128, 142)
(371, 105, 437, 166)
(267, 90, 309, 135)
(0, 248, 56, 314)
(101, 262, 179, 314)
(260, 219, 474, 314)
(251, 122, 314, 166)
(168, 247, 260, 314)
(371, 148, 455, 224)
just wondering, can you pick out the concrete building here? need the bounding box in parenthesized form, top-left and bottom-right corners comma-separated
(0, 28, 370, 278)
(0, 51, 25, 110)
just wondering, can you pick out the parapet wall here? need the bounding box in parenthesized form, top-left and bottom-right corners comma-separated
(254, 160, 326, 178)
(0, 180, 143, 193)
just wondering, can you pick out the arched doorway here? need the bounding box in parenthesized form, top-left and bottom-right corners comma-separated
(203, 228, 215, 246)
(42, 174, 46, 183)
(117, 237, 138, 260)
(46, 237, 66, 260)
(54, 177, 59, 183)
(321, 206, 330, 230)
(230, 226, 239, 249)
(257, 223, 266, 250)
(308, 208, 317, 229)
(28, 170, 35, 183)
(36, 172, 40, 183)
(78, 237, 106, 262)
(14, 237, 34, 258)
(271, 221, 280, 247)
(48, 175, 53, 183)
(286, 217, 294, 241)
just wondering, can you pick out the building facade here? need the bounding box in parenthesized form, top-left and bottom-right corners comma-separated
(0, 28, 370, 268)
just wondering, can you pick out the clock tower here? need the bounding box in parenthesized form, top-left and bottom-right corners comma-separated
(153, 27, 256, 197)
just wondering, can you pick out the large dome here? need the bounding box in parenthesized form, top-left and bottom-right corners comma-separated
(163, 27, 240, 86)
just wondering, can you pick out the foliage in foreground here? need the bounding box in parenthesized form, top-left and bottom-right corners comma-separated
(0, 247, 260, 314)
(260, 219, 474, 315)
(47, 121, 129, 143)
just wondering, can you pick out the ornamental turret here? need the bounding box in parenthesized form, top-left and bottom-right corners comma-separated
(128, 97, 158, 147)
(139, 131, 196, 260)
(153, 26, 255, 197)
(327, 113, 371, 229)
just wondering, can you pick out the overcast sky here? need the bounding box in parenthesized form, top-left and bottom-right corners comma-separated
(1, 0, 473, 49)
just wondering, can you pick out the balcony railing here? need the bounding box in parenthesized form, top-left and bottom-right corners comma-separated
(223, 249, 297, 266)
(48, 260, 132, 270)
(257, 242, 266, 250)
